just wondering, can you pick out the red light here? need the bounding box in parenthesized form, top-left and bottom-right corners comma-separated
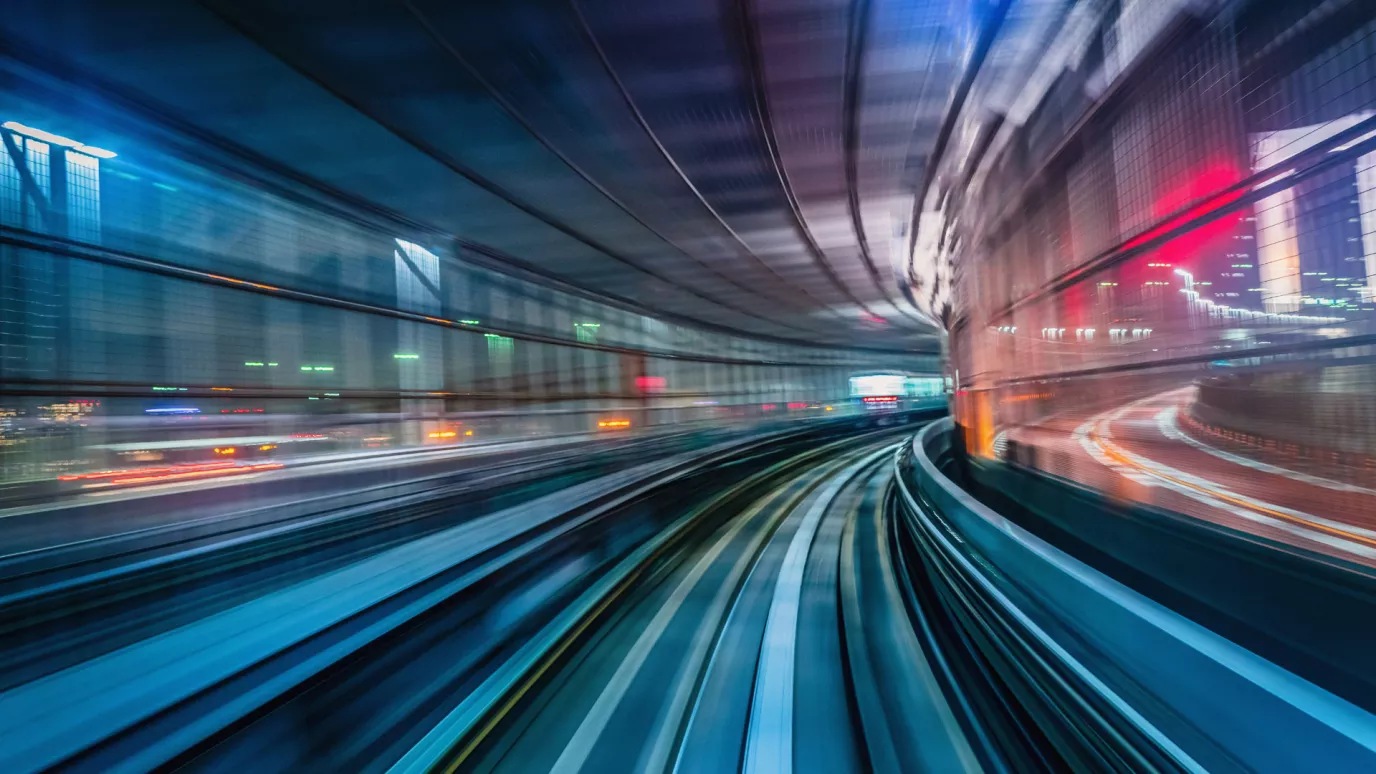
(60, 461, 284, 487)
(105, 463, 283, 487)
(635, 376, 666, 392)
(1121, 165, 1245, 256)
(787, 402, 807, 410)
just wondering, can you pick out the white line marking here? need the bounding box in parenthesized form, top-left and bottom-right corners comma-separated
(742, 450, 885, 774)
(549, 491, 769, 773)
(1078, 397, 1376, 559)
(1158, 407, 1376, 496)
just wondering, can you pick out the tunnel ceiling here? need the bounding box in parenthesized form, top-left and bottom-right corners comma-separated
(0, 0, 984, 353)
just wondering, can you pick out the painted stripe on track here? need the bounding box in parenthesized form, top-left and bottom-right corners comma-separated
(742, 447, 891, 774)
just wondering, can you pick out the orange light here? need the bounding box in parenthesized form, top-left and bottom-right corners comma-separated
(597, 419, 631, 429)
(211, 387, 234, 392)
(1000, 392, 1052, 404)
(61, 461, 241, 482)
(206, 273, 280, 292)
(98, 463, 284, 488)
(428, 430, 459, 439)
(66, 461, 284, 488)
(464, 429, 474, 436)
(214, 447, 237, 455)
(259, 444, 277, 451)
(1087, 425, 1376, 550)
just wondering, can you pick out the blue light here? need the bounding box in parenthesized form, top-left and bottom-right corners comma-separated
(1, 121, 117, 157)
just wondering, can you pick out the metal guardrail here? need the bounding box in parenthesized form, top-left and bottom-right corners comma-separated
(894, 417, 1376, 771)
(964, 452, 1376, 714)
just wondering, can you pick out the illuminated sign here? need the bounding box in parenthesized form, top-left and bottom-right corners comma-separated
(906, 377, 944, 397)
(849, 375, 905, 398)
(597, 419, 631, 429)
(635, 376, 666, 392)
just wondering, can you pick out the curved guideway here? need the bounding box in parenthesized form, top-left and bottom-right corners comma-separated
(0, 438, 671, 692)
(902, 418, 1376, 771)
(0, 416, 949, 772)
(460, 432, 973, 773)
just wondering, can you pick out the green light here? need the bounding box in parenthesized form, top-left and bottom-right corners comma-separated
(300, 366, 313, 372)
(459, 319, 480, 325)
(267, 362, 278, 367)
(152, 386, 187, 392)
(574, 322, 600, 343)
(393, 353, 420, 360)
(324, 392, 340, 397)
(244, 361, 265, 367)
(314, 366, 334, 372)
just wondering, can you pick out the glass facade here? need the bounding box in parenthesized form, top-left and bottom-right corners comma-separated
(0, 79, 933, 482)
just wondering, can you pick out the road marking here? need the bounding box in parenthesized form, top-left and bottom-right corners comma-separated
(1080, 398, 1376, 558)
(1158, 406, 1376, 496)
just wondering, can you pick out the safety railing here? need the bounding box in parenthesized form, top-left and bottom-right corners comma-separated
(893, 417, 1376, 771)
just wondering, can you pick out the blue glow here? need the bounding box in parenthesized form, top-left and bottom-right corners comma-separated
(1, 121, 116, 157)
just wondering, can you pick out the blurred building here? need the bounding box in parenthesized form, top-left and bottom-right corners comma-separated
(0, 87, 936, 479)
